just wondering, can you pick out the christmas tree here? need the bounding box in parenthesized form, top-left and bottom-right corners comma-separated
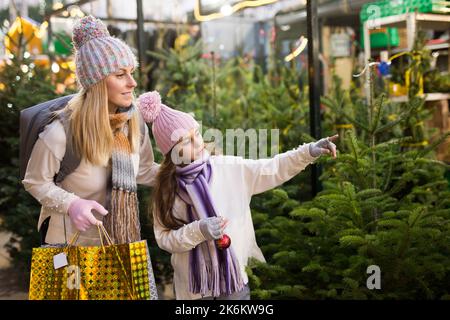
(248, 65, 450, 299)
(0, 50, 63, 277)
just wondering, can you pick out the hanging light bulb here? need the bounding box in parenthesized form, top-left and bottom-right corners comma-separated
(51, 62, 60, 73)
(53, 2, 64, 10)
(21, 65, 29, 73)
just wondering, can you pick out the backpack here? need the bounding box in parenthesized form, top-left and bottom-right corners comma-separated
(19, 94, 147, 183)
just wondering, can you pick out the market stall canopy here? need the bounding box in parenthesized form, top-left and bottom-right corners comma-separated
(4, 16, 43, 56)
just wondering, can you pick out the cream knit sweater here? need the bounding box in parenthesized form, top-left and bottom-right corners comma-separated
(22, 119, 159, 245)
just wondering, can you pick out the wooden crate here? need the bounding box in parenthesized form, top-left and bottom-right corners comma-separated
(425, 98, 450, 162)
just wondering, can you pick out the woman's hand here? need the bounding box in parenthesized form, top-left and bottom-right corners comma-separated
(309, 134, 339, 159)
(67, 198, 108, 232)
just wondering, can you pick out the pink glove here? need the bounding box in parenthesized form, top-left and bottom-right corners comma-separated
(67, 198, 108, 232)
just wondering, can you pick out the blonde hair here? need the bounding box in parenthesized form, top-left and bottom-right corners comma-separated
(57, 79, 140, 166)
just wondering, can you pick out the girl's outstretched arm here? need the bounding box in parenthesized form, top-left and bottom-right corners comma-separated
(238, 135, 338, 196)
(240, 142, 318, 196)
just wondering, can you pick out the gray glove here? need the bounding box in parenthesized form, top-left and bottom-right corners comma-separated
(199, 217, 223, 241)
(309, 134, 338, 158)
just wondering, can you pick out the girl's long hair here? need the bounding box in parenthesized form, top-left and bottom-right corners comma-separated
(151, 154, 187, 230)
(56, 79, 140, 166)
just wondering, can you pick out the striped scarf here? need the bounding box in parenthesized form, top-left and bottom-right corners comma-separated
(103, 105, 141, 244)
(176, 152, 244, 297)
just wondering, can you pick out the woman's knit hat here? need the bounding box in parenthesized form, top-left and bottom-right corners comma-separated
(137, 91, 199, 155)
(72, 15, 138, 89)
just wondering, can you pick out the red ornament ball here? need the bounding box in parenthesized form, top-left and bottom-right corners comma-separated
(215, 234, 231, 249)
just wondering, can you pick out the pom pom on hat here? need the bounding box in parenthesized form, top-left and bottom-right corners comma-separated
(137, 90, 200, 154)
(137, 91, 162, 123)
(72, 15, 110, 50)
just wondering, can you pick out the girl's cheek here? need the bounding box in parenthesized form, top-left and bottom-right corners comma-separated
(181, 145, 194, 163)
(196, 140, 204, 153)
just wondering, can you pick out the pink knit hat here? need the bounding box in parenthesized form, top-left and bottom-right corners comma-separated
(72, 15, 138, 89)
(137, 91, 199, 155)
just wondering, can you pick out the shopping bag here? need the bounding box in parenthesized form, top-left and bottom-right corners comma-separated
(29, 224, 158, 300)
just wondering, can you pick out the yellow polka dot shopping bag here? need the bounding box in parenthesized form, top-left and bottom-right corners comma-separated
(28, 224, 158, 300)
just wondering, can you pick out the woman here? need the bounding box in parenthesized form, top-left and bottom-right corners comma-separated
(22, 15, 159, 246)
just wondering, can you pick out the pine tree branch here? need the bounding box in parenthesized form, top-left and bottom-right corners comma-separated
(370, 94, 386, 133)
(383, 156, 394, 192)
(415, 131, 450, 159)
(374, 99, 421, 135)
(321, 97, 369, 132)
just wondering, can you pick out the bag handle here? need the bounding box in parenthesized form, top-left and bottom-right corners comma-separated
(64, 223, 113, 253)
(63, 224, 137, 299)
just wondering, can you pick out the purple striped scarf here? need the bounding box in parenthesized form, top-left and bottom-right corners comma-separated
(176, 153, 244, 297)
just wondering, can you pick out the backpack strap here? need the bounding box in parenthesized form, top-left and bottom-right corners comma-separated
(20, 95, 75, 181)
(54, 110, 81, 184)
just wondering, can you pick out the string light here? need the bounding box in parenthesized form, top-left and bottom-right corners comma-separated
(53, 2, 64, 10)
(220, 4, 233, 16)
(284, 36, 308, 62)
(20, 64, 29, 73)
(195, 0, 278, 22)
(69, 7, 85, 18)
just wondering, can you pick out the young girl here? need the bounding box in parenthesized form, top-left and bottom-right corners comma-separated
(138, 91, 338, 300)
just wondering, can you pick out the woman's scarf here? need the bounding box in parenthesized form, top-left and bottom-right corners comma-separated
(176, 152, 244, 297)
(103, 105, 141, 244)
